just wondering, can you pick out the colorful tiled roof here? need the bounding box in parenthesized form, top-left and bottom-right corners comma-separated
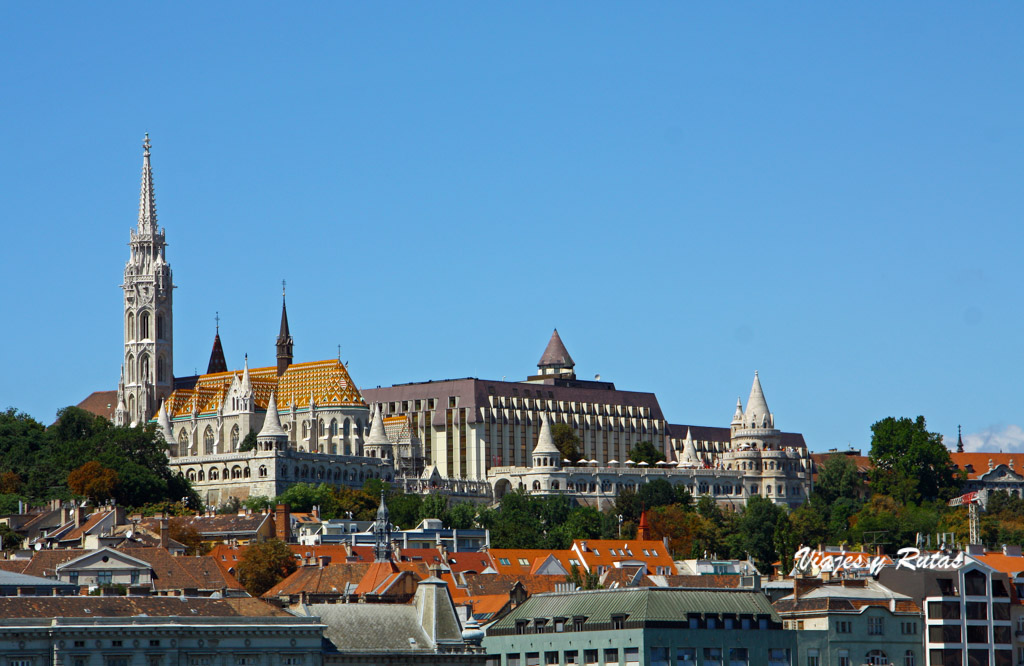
(164, 359, 364, 419)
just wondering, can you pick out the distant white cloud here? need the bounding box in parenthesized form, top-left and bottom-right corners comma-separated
(961, 424, 1024, 453)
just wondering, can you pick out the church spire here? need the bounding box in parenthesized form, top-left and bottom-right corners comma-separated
(537, 328, 575, 378)
(276, 281, 293, 376)
(744, 371, 772, 428)
(956, 425, 964, 453)
(373, 491, 393, 562)
(207, 313, 227, 373)
(138, 133, 157, 234)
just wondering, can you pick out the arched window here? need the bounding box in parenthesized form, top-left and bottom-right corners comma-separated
(209, 468, 218, 481)
(204, 427, 215, 454)
(128, 395, 135, 420)
(140, 355, 150, 383)
(187, 469, 196, 481)
(319, 420, 325, 437)
(178, 429, 188, 453)
(302, 421, 309, 439)
(330, 419, 338, 437)
(230, 425, 240, 450)
(127, 312, 135, 340)
(140, 311, 151, 339)
(231, 466, 242, 479)
(197, 469, 205, 481)
(904, 651, 915, 666)
(127, 355, 135, 382)
(532, 480, 541, 490)
(258, 465, 267, 478)
(157, 356, 166, 383)
(865, 650, 888, 666)
(156, 313, 165, 340)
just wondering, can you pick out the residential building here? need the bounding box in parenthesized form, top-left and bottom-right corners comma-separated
(0, 596, 323, 666)
(483, 587, 796, 666)
(772, 578, 923, 666)
(879, 547, 1015, 666)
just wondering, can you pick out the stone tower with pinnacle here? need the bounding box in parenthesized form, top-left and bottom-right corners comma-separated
(116, 134, 174, 427)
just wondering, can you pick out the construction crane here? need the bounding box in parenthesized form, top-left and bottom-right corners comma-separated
(948, 491, 982, 546)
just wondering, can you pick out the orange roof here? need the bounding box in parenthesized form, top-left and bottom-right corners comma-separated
(572, 539, 675, 571)
(951, 452, 1023, 480)
(444, 551, 494, 574)
(461, 593, 511, 619)
(489, 549, 575, 575)
(164, 359, 364, 419)
(972, 553, 1024, 575)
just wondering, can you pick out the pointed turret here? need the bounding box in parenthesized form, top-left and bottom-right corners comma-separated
(681, 427, 701, 464)
(956, 425, 964, 453)
(744, 371, 772, 428)
(536, 329, 575, 378)
(257, 391, 288, 441)
(731, 398, 744, 427)
(157, 400, 174, 444)
(207, 324, 227, 374)
(531, 413, 562, 468)
(240, 354, 251, 392)
(276, 284, 293, 376)
(137, 133, 157, 234)
(637, 510, 652, 540)
(114, 366, 128, 427)
(364, 405, 392, 459)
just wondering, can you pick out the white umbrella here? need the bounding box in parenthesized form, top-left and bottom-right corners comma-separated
(637, 461, 649, 467)
(607, 459, 620, 465)
(624, 459, 636, 466)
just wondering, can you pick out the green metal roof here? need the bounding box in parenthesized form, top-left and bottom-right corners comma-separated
(491, 588, 779, 632)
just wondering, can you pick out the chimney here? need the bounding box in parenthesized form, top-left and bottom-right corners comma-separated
(875, 545, 884, 557)
(74, 506, 83, 529)
(318, 555, 330, 568)
(1003, 544, 1022, 557)
(275, 504, 290, 542)
(159, 518, 169, 549)
(313, 505, 320, 521)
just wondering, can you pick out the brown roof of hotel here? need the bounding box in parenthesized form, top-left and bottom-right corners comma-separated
(463, 574, 561, 597)
(139, 514, 270, 537)
(539, 329, 574, 368)
(364, 379, 666, 425)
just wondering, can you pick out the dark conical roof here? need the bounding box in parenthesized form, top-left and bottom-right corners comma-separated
(538, 329, 574, 368)
(277, 295, 292, 342)
(207, 333, 227, 374)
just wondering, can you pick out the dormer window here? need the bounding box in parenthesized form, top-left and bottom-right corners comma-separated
(611, 614, 627, 630)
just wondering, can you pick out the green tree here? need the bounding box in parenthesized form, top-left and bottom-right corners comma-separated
(814, 454, 865, 505)
(736, 495, 786, 572)
(387, 493, 424, 529)
(551, 424, 582, 464)
(420, 494, 448, 521)
(217, 496, 242, 515)
(637, 479, 676, 510)
(628, 441, 665, 465)
(566, 564, 600, 590)
(236, 538, 297, 596)
(244, 496, 273, 512)
(869, 416, 961, 504)
(274, 483, 338, 517)
(238, 430, 258, 452)
(445, 502, 478, 529)
(0, 523, 23, 551)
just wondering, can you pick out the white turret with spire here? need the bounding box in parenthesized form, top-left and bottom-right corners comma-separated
(531, 413, 562, 469)
(364, 405, 393, 460)
(257, 391, 288, 451)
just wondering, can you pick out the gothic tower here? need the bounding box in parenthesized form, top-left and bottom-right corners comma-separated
(117, 134, 173, 426)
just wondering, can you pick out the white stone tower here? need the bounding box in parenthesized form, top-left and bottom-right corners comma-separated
(116, 134, 173, 426)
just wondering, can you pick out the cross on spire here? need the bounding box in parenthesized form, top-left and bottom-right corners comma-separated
(215, 311, 220, 332)
(282, 279, 286, 298)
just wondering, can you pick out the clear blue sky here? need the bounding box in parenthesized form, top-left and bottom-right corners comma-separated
(2, 5, 1022, 453)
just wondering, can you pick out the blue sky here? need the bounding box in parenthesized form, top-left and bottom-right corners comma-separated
(2, 5, 1022, 453)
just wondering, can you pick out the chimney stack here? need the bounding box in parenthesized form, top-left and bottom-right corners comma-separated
(159, 518, 169, 549)
(275, 504, 290, 542)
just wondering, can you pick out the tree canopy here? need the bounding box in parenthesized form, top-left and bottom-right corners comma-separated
(869, 416, 961, 504)
(236, 538, 297, 596)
